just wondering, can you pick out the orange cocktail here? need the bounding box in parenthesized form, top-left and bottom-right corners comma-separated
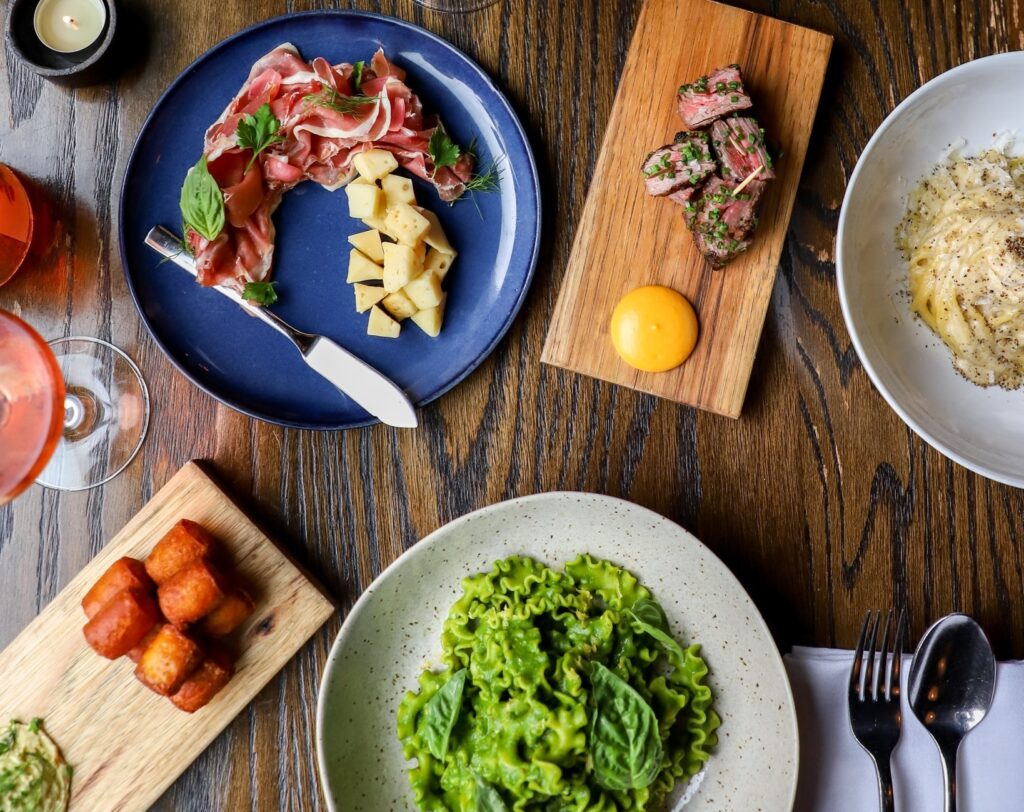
(0, 164, 33, 287)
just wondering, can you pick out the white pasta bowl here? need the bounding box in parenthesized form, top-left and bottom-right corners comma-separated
(838, 52, 1024, 488)
(315, 492, 798, 810)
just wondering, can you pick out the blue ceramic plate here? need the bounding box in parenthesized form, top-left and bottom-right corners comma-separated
(119, 11, 540, 429)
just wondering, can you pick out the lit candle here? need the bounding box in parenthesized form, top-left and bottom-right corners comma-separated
(33, 0, 107, 54)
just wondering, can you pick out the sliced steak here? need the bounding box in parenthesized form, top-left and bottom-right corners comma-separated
(710, 117, 775, 182)
(689, 176, 765, 269)
(641, 132, 716, 197)
(677, 65, 754, 130)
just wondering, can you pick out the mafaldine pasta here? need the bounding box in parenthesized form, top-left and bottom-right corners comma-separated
(397, 554, 720, 811)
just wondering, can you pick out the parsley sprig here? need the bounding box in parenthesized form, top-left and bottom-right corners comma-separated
(242, 281, 278, 306)
(235, 104, 285, 174)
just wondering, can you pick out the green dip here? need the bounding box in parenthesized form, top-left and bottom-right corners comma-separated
(0, 719, 71, 812)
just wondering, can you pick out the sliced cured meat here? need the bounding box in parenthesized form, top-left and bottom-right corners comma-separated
(641, 132, 716, 197)
(185, 44, 479, 291)
(676, 65, 753, 130)
(710, 117, 775, 182)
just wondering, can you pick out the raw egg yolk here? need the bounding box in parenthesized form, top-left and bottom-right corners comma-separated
(610, 286, 698, 372)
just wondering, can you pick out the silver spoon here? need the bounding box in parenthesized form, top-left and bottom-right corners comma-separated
(908, 614, 996, 812)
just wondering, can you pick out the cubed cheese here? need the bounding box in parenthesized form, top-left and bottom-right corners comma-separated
(367, 305, 400, 338)
(347, 249, 384, 283)
(424, 249, 456, 281)
(353, 283, 387, 313)
(411, 298, 445, 338)
(349, 174, 376, 186)
(413, 241, 427, 265)
(414, 207, 455, 254)
(382, 173, 416, 207)
(404, 271, 443, 310)
(382, 242, 420, 292)
(361, 216, 394, 240)
(353, 149, 399, 181)
(345, 183, 385, 219)
(385, 203, 431, 246)
(382, 290, 418, 321)
(348, 229, 385, 264)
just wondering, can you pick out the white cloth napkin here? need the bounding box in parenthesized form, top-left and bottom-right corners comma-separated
(785, 647, 1024, 811)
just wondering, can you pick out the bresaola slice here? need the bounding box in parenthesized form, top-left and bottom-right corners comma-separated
(710, 117, 775, 182)
(676, 65, 753, 130)
(641, 133, 716, 197)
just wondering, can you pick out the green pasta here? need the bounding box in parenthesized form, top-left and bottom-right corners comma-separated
(396, 555, 720, 811)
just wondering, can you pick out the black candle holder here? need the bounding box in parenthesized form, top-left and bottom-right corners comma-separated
(5, 0, 119, 87)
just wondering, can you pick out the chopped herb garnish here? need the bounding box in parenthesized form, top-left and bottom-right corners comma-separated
(235, 103, 285, 174)
(28, 719, 42, 734)
(242, 281, 278, 306)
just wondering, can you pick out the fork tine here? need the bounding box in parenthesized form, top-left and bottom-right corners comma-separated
(850, 610, 872, 700)
(862, 611, 881, 701)
(889, 607, 907, 701)
(874, 609, 893, 700)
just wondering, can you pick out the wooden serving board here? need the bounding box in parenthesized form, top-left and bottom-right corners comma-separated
(542, 0, 832, 418)
(0, 461, 335, 811)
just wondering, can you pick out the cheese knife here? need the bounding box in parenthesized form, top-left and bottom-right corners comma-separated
(144, 226, 418, 429)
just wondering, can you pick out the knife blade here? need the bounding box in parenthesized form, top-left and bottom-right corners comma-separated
(144, 226, 418, 429)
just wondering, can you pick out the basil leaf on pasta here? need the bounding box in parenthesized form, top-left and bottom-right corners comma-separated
(474, 775, 510, 812)
(627, 602, 685, 662)
(423, 667, 466, 760)
(589, 662, 664, 791)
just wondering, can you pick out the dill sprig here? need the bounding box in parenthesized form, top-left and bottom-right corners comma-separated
(464, 160, 502, 193)
(303, 87, 379, 115)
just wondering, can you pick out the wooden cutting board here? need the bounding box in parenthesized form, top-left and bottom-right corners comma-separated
(542, 0, 832, 418)
(0, 461, 336, 811)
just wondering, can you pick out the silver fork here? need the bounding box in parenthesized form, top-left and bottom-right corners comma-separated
(848, 609, 907, 812)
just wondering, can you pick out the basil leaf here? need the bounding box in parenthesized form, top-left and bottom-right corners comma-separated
(423, 667, 467, 760)
(589, 662, 663, 791)
(627, 599, 685, 662)
(179, 156, 225, 242)
(474, 775, 509, 812)
(242, 281, 278, 306)
(428, 129, 461, 171)
(631, 598, 670, 632)
(235, 103, 285, 173)
(351, 60, 365, 94)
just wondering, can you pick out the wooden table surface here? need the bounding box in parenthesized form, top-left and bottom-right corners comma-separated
(2, 0, 1023, 807)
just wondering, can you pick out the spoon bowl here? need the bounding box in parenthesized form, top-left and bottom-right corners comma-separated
(908, 614, 996, 812)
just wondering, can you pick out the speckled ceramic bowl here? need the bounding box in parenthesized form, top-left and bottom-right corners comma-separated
(315, 493, 798, 810)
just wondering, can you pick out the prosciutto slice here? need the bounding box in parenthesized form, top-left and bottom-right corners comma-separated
(187, 44, 475, 291)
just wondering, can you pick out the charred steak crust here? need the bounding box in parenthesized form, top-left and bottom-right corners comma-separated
(676, 64, 754, 130)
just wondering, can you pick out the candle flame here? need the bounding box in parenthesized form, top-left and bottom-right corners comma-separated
(61, 15, 80, 31)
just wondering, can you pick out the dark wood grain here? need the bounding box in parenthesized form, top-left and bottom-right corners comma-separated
(4, 0, 1024, 808)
